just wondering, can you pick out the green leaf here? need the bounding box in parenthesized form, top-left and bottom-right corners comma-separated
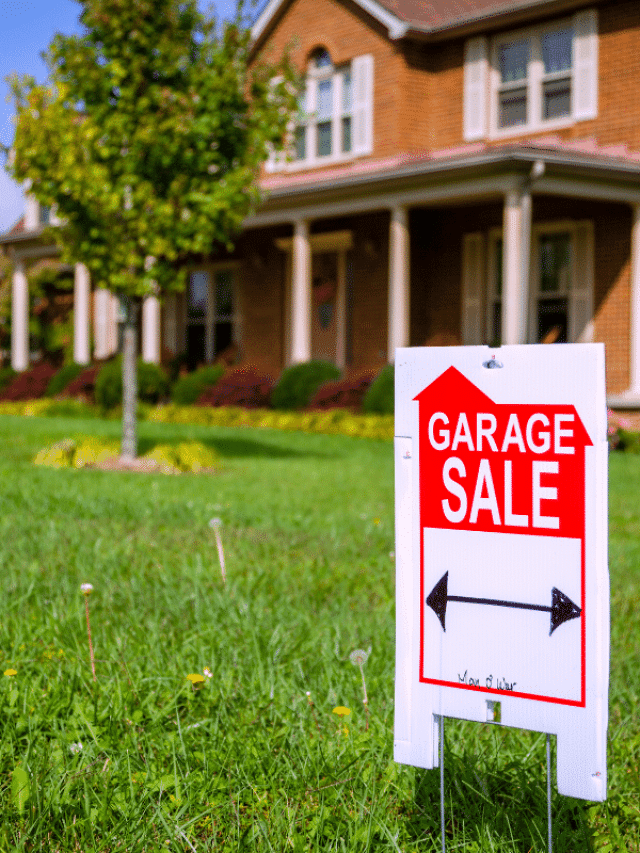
(11, 766, 30, 814)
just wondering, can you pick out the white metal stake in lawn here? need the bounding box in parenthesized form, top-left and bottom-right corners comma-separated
(394, 344, 609, 802)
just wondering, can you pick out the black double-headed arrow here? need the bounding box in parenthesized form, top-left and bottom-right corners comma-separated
(426, 572, 581, 636)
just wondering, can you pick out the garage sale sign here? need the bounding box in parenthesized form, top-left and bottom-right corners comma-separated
(394, 345, 609, 801)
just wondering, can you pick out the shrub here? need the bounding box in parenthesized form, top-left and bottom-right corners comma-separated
(138, 361, 170, 404)
(62, 365, 101, 402)
(308, 374, 374, 411)
(94, 359, 122, 410)
(72, 436, 120, 468)
(45, 363, 85, 397)
(95, 358, 170, 409)
(197, 367, 273, 409)
(143, 441, 221, 473)
(362, 364, 394, 415)
(0, 367, 16, 393)
(0, 361, 57, 401)
(33, 438, 77, 468)
(33, 436, 120, 469)
(171, 365, 224, 405)
(271, 361, 341, 410)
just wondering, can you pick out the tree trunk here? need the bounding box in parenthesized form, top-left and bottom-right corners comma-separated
(121, 296, 139, 460)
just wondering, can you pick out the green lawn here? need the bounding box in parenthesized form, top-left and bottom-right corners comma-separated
(0, 414, 637, 851)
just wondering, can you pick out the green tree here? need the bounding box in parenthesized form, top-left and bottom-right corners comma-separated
(6, 0, 296, 457)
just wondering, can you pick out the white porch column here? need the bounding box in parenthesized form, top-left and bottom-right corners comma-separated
(142, 294, 161, 364)
(73, 263, 91, 365)
(628, 204, 640, 395)
(11, 260, 29, 372)
(388, 205, 410, 361)
(501, 187, 531, 345)
(93, 288, 111, 360)
(290, 218, 311, 364)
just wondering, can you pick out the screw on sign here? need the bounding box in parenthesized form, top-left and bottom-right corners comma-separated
(393, 345, 609, 810)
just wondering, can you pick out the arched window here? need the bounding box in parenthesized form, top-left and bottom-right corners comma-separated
(290, 48, 371, 165)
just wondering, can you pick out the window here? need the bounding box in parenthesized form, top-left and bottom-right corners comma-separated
(494, 23, 574, 133)
(294, 49, 353, 163)
(531, 232, 572, 342)
(463, 9, 598, 141)
(186, 268, 237, 367)
(268, 51, 372, 171)
(462, 223, 593, 346)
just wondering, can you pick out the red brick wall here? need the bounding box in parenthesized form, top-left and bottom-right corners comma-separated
(253, 0, 407, 163)
(418, 0, 640, 153)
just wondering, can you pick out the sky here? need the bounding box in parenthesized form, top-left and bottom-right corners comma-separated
(0, 0, 245, 232)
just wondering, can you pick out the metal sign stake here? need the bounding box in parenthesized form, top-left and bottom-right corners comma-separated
(439, 715, 445, 853)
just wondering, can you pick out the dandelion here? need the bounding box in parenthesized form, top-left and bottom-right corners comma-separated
(305, 690, 320, 732)
(81, 583, 96, 683)
(3, 668, 17, 677)
(350, 647, 371, 729)
(186, 673, 205, 689)
(332, 706, 351, 717)
(209, 518, 226, 584)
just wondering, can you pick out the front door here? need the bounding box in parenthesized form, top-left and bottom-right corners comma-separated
(311, 252, 340, 363)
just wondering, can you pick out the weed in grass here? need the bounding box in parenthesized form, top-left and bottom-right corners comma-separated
(209, 517, 227, 584)
(81, 583, 97, 682)
(350, 647, 371, 729)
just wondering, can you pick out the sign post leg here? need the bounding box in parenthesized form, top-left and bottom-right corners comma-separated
(439, 715, 445, 853)
(547, 734, 553, 853)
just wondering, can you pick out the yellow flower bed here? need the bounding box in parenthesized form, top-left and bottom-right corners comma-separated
(148, 405, 394, 440)
(0, 398, 394, 440)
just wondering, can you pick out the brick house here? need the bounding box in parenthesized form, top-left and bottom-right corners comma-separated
(3, 0, 640, 414)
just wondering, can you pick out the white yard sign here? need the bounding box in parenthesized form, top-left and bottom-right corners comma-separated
(394, 344, 609, 801)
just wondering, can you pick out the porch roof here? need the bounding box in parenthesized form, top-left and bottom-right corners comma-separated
(253, 136, 640, 219)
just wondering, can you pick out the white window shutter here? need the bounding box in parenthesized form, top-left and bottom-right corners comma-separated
(573, 9, 598, 121)
(463, 36, 488, 141)
(462, 233, 486, 344)
(352, 54, 374, 156)
(570, 221, 594, 342)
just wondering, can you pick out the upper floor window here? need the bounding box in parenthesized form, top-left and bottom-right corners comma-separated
(463, 9, 598, 141)
(494, 22, 573, 132)
(267, 50, 373, 172)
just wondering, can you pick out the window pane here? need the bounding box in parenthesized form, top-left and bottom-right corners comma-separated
(499, 86, 527, 127)
(539, 234, 571, 293)
(537, 298, 568, 343)
(317, 79, 332, 121)
(317, 121, 332, 156)
(294, 126, 306, 160)
(342, 116, 352, 153)
(215, 270, 233, 319)
(543, 78, 571, 119)
(313, 49, 332, 69)
(341, 69, 352, 113)
(542, 28, 572, 74)
(40, 205, 51, 225)
(214, 322, 233, 357)
(499, 39, 529, 82)
(296, 90, 307, 121)
(188, 271, 209, 320)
